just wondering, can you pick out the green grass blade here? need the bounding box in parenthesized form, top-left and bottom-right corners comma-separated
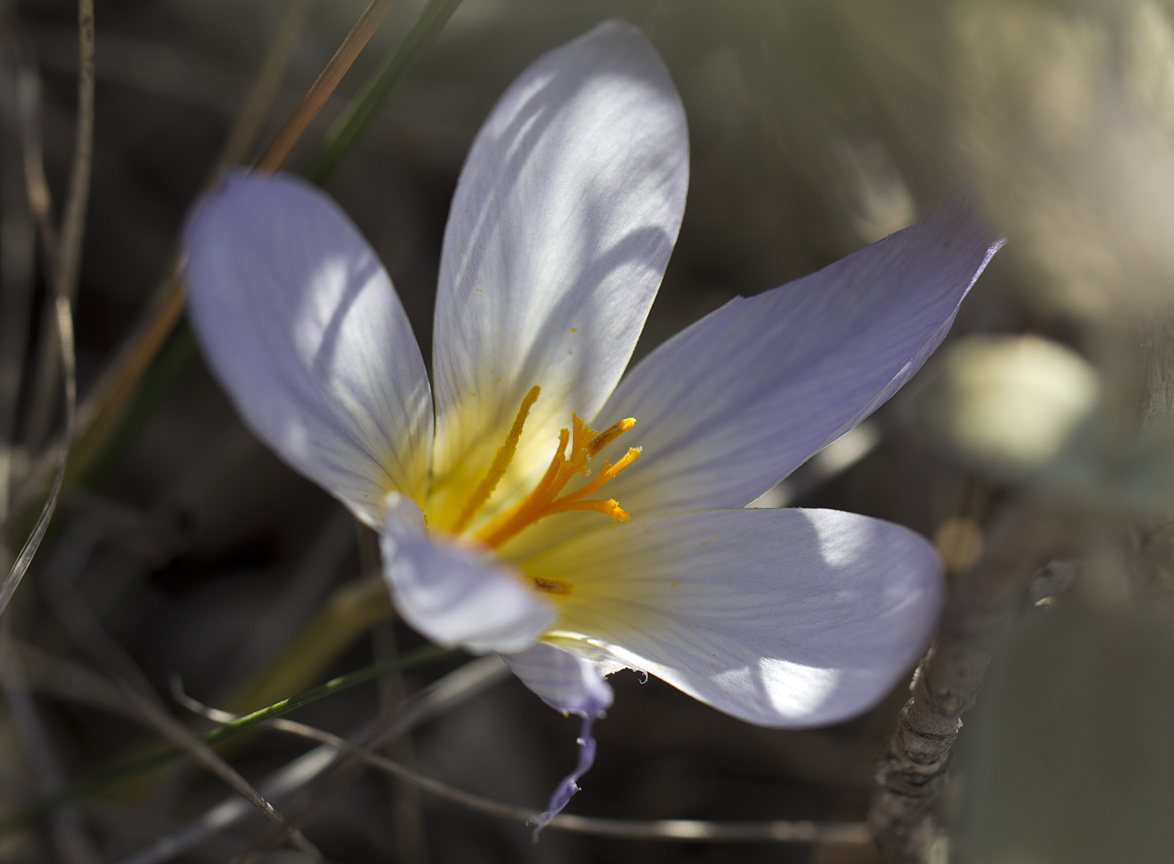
(304, 0, 465, 185)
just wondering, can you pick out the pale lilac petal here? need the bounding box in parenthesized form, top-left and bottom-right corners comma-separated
(503, 641, 614, 716)
(525, 508, 943, 727)
(596, 194, 1004, 515)
(379, 496, 555, 654)
(503, 643, 613, 836)
(430, 21, 688, 516)
(184, 173, 433, 527)
(531, 714, 600, 838)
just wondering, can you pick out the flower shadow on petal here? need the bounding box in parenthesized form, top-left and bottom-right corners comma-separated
(184, 174, 434, 522)
(432, 23, 688, 495)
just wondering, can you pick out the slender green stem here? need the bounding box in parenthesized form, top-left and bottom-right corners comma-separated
(0, 643, 455, 833)
(304, 0, 464, 184)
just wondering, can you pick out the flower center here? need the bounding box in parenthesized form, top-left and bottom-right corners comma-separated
(449, 385, 641, 549)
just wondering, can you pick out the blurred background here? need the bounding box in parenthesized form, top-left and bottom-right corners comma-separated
(2, 0, 1173, 861)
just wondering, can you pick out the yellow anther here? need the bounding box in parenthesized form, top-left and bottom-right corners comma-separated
(588, 418, 636, 457)
(543, 497, 629, 521)
(450, 385, 540, 534)
(475, 412, 641, 549)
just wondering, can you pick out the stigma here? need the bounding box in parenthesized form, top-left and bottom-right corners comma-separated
(450, 386, 641, 548)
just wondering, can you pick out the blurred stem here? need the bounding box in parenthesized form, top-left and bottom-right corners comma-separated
(2, 0, 313, 534)
(221, 0, 319, 168)
(226, 576, 396, 714)
(868, 499, 1110, 861)
(304, 0, 465, 184)
(0, 641, 455, 834)
(0, 0, 90, 618)
(256, 0, 398, 171)
(361, 523, 430, 864)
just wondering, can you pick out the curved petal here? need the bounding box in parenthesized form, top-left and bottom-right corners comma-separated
(596, 194, 1004, 515)
(379, 495, 555, 654)
(524, 508, 943, 728)
(430, 21, 689, 518)
(184, 173, 433, 527)
(503, 641, 614, 716)
(502, 643, 613, 835)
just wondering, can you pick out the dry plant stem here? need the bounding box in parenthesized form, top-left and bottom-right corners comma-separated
(220, 0, 317, 170)
(3, 0, 388, 530)
(16, 61, 57, 252)
(255, 0, 397, 172)
(0, 623, 100, 864)
(361, 524, 430, 864)
(169, 681, 870, 847)
(118, 656, 512, 864)
(0, 56, 38, 523)
(22, 0, 94, 450)
(40, 525, 325, 863)
(0, 0, 89, 617)
(266, 716, 872, 844)
(869, 498, 1099, 861)
(117, 681, 325, 864)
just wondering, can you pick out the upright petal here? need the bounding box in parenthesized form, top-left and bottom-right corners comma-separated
(597, 194, 1004, 515)
(430, 21, 689, 517)
(380, 496, 555, 654)
(524, 508, 943, 728)
(184, 173, 433, 527)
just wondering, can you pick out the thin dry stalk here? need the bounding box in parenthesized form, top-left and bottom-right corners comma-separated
(869, 499, 1109, 861)
(266, 715, 873, 844)
(1, 621, 101, 864)
(0, 53, 38, 522)
(40, 524, 323, 863)
(117, 656, 511, 864)
(4, 0, 391, 532)
(170, 678, 871, 848)
(21, 0, 94, 450)
(361, 524, 430, 864)
(255, 0, 397, 172)
(0, 0, 88, 618)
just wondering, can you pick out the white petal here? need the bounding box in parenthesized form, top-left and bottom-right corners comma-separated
(502, 641, 614, 716)
(184, 173, 433, 527)
(525, 508, 943, 727)
(379, 496, 555, 654)
(597, 194, 1004, 515)
(430, 21, 688, 510)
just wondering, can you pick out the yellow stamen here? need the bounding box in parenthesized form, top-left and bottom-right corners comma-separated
(475, 413, 640, 549)
(543, 498, 629, 520)
(558, 448, 642, 503)
(449, 385, 540, 534)
(588, 418, 636, 457)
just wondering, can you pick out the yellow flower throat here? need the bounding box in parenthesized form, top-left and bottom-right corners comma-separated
(448, 385, 641, 551)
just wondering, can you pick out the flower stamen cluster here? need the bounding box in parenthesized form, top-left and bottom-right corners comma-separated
(465, 388, 640, 550)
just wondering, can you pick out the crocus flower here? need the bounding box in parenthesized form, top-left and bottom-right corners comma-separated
(183, 21, 1002, 827)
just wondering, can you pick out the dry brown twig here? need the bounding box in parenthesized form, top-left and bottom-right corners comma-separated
(119, 656, 511, 864)
(868, 498, 1113, 861)
(169, 678, 872, 848)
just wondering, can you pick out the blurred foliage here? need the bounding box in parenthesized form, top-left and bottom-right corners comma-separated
(957, 604, 1174, 864)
